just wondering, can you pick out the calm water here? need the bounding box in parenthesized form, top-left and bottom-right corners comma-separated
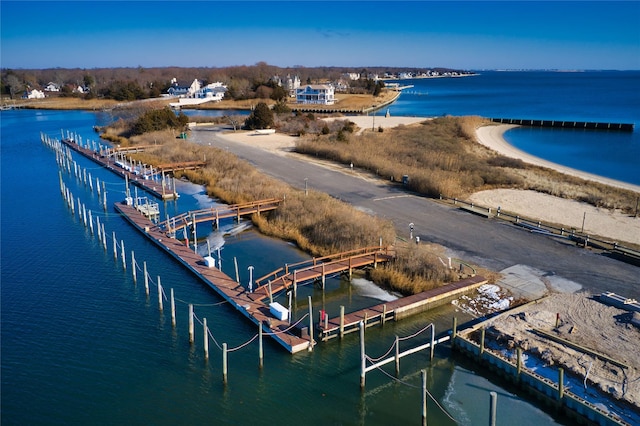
(1, 109, 565, 425)
(389, 71, 640, 185)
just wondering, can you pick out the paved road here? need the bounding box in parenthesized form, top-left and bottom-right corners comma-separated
(190, 127, 639, 299)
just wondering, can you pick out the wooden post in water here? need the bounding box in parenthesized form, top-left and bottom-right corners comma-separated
(558, 368, 564, 401)
(258, 322, 264, 368)
(157, 276, 163, 311)
(479, 327, 485, 358)
(452, 317, 457, 345)
(321, 263, 325, 290)
(222, 343, 228, 384)
(516, 347, 522, 380)
(89, 211, 94, 234)
(382, 304, 387, 325)
(131, 251, 137, 283)
(339, 306, 345, 339)
(143, 261, 149, 296)
(359, 321, 366, 389)
(82, 204, 87, 227)
(89, 173, 93, 192)
(101, 224, 107, 249)
(307, 296, 314, 351)
(188, 304, 194, 343)
(234, 257, 239, 283)
(192, 213, 197, 253)
(489, 391, 497, 426)
(121, 240, 126, 269)
(103, 190, 107, 211)
(203, 318, 209, 360)
(421, 369, 427, 426)
(293, 270, 298, 299)
(430, 324, 435, 361)
(170, 289, 176, 327)
(395, 335, 400, 375)
(217, 247, 222, 271)
(268, 280, 273, 304)
(112, 232, 117, 260)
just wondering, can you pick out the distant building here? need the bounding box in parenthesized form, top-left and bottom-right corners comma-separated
(43, 82, 60, 92)
(167, 78, 202, 98)
(196, 82, 227, 101)
(271, 74, 301, 97)
(342, 72, 360, 81)
(24, 89, 45, 99)
(296, 84, 335, 105)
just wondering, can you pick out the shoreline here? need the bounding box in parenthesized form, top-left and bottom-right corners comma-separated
(475, 124, 640, 193)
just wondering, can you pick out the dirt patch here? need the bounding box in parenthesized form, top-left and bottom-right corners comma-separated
(475, 292, 640, 412)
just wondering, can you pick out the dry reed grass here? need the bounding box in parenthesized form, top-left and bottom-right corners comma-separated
(101, 119, 467, 295)
(296, 115, 639, 213)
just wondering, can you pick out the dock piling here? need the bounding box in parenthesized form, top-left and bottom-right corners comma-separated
(203, 318, 209, 360)
(308, 296, 314, 351)
(258, 323, 264, 368)
(422, 369, 427, 426)
(359, 321, 366, 389)
(121, 240, 126, 269)
(143, 261, 149, 296)
(489, 391, 497, 426)
(339, 306, 345, 339)
(188, 304, 194, 343)
(157, 276, 163, 311)
(131, 251, 137, 283)
(170, 289, 176, 327)
(222, 343, 228, 384)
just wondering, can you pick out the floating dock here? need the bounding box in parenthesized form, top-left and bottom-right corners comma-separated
(490, 117, 634, 131)
(320, 275, 487, 341)
(60, 137, 179, 200)
(115, 201, 312, 353)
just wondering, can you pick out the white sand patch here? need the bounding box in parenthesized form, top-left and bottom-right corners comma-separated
(469, 188, 640, 245)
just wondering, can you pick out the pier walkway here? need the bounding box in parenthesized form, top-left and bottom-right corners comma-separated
(115, 201, 311, 353)
(319, 275, 487, 341)
(253, 247, 396, 301)
(60, 137, 179, 200)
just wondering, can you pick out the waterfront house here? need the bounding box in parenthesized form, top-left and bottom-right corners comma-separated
(167, 78, 202, 98)
(195, 82, 227, 101)
(296, 84, 335, 105)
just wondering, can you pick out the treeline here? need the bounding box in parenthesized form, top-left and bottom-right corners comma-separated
(1, 62, 466, 100)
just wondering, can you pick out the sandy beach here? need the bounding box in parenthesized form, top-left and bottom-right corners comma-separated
(205, 118, 639, 245)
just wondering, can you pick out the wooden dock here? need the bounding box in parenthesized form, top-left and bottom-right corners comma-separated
(253, 247, 396, 301)
(155, 199, 282, 235)
(114, 201, 312, 354)
(319, 275, 488, 341)
(60, 137, 179, 200)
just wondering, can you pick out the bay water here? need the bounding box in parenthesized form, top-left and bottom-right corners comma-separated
(6, 69, 637, 425)
(389, 70, 640, 185)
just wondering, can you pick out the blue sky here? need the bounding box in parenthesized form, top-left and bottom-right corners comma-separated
(1, 1, 639, 70)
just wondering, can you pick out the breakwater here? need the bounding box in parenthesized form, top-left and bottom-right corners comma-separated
(490, 117, 634, 131)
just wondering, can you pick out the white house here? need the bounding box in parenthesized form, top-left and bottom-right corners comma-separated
(195, 82, 227, 101)
(296, 84, 335, 105)
(44, 82, 60, 92)
(342, 72, 360, 81)
(167, 78, 202, 98)
(25, 89, 45, 99)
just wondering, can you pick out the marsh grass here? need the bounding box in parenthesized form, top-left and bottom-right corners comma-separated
(296, 116, 638, 213)
(101, 122, 464, 296)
